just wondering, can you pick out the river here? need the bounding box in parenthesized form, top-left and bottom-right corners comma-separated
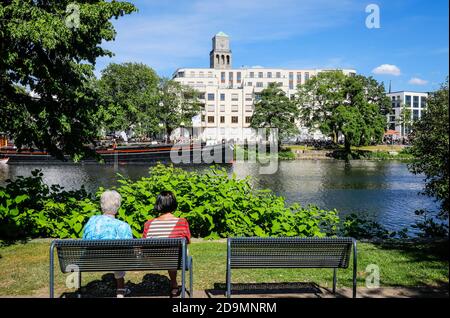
(0, 160, 438, 233)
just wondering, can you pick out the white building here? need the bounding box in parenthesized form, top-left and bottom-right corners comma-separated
(173, 32, 357, 143)
(386, 91, 428, 136)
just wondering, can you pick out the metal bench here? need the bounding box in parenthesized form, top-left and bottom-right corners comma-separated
(226, 237, 357, 298)
(49, 238, 193, 298)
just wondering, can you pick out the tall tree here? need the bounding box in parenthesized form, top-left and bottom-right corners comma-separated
(396, 104, 413, 137)
(157, 79, 201, 142)
(408, 78, 449, 222)
(297, 72, 389, 152)
(250, 83, 299, 147)
(0, 0, 136, 159)
(97, 63, 160, 139)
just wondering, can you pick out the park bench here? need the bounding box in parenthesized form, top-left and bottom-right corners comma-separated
(49, 238, 193, 298)
(226, 237, 357, 298)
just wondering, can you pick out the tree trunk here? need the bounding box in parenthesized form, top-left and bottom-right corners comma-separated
(344, 137, 351, 154)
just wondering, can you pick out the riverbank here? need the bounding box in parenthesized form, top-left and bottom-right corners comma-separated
(0, 239, 447, 297)
(282, 145, 413, 161)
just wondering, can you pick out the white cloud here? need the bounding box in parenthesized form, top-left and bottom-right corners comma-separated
(372, 64, 401, 76)
(409, 77, 428, 85)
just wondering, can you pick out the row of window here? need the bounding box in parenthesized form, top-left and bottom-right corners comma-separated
(201, 93, 261, 101)
(202, 116, 252, 124)
(391, 95, 427, 108)
(205, 105, 254, 112)
(179, 70, 311, 81)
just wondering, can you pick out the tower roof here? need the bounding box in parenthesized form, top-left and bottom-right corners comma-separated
(215, 31, 229, 37)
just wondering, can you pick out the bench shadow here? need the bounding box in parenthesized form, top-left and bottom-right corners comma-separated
(206, 282, 325, 298)
(61, 273, 172, 298)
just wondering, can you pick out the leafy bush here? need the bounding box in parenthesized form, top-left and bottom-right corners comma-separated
(0, 165, 340, 240)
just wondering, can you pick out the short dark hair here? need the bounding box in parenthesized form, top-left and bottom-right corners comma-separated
(154, 191, 178, 214)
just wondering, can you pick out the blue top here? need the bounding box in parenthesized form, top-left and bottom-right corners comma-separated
(82, 215, 133, 240)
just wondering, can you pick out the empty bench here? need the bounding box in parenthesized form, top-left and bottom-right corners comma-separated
(226, 237, 357, 298)
(49, 238, 193, 298)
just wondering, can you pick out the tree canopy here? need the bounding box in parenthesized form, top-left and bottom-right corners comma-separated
(408, 78, 449, 221)
(96, 62, 160, 139)
(297, 71, 390, 152)
(0, 0, 136, 159)
(250, 83, 299, 146)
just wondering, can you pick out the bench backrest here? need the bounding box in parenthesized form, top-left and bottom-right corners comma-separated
(228, 237, 354, 269)
(53, 238, 187, 273)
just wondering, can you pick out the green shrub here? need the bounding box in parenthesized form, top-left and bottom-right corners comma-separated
(0, 165, 340, 239)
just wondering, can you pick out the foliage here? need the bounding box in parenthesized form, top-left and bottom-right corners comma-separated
(0, 0, 137, 159)
(157, 79, 202, 142)
(250, 83, 300, 147)
(408, 78, 449, 223)
(96, 63, 160, 139)
(0, 166, 340, 240)
(297, 72, 390, 153)
(111, 164, 339, 239)
(0, 170, 95, 239)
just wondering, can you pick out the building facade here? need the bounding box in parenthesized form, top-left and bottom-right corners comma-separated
(386, 91, 428, 136)
(173, 32, 357, 143)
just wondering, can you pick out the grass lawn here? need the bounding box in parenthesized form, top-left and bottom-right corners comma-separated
(0, 239, 448, 297)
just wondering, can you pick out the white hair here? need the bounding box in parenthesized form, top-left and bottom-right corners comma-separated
(100, 190, 122, 214)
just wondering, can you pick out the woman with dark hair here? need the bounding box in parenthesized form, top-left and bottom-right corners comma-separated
(142, 191, 191, 297)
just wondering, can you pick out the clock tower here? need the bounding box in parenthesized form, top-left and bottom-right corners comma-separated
(210, 32, 232, 69)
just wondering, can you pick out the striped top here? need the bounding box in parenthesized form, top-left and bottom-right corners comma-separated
(142, 218, 191, 243)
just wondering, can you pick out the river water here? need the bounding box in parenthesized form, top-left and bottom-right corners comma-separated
(0, 160, 438, 232)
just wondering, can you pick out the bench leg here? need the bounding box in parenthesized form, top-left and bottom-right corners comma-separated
(332, 268, 337, 294)
(353, 240, 358, 298)
(49, 241, 55, 298)
(181, 241, 186, 299)
(77, 272, 82, 298)
(226, 239, 231, 298)
(189, 257, 193, 298)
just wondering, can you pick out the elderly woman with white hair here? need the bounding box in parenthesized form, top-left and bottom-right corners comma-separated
(82, 190, 132, 298)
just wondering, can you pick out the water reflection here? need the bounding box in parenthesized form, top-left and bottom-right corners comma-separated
(0, 161, 438, 232)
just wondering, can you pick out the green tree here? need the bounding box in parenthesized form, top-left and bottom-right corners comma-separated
(408, 78, 449, 225)
(297, 72, 389, 152)
(250, 83, 299, 147)
(97, 63, 160, 140)
(0, 0, 136, 159)
(157, 79, 201, 142)
(396, 104, 412, 137)
(297, 71, 347, 143)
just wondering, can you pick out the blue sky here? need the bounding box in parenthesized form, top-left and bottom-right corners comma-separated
(95, 0, 449, 92)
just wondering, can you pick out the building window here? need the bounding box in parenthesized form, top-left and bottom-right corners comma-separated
(256, 82, 263, 88)
(231, 105, 239, 112)
(207, 105, 215, 112)
(255, 93, 262, 101)
(221, 72, 225, 83)
(413, 110, 419, 121)
(245, 105, 253, 112)
(208, 116, 215, 124)
(305, 72, 310, 81)
(405, 95, 412, 106)
(289, 81, 294, 89)
(421, 96, 427, 108)
(207, 93, 215, 101)
(258, 72, 263, 78)
(237, 72, 242, 83)
(220, 116, 225, 124)
(245, 94, 253, 101)
(220, 94, 225, 101)
(245, 116, 252, 124)
(297, 72, 302, 82)
(249, 72, 254, 78)
(247, 82, 253, 86)
(267, 72, 272, 78)
(201, 115, 205, 122)
(231, 94, 239, 101)
(413, 96, 419, 108)
(220, 105, 225, 112)
(231, 116, 239, 123)
(289, 72, 294, 80)
(276, 72, 281, 78)
(198, 93, 205, 100)
(229, 72, 233, 81)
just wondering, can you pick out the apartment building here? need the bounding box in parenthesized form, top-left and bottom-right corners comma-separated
(386, 91, 428, 136)
(173, 32, 357, 143)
